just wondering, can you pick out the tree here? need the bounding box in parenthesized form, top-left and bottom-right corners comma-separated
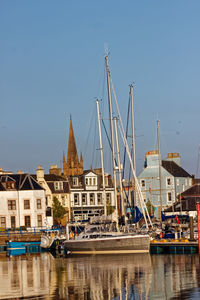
(52, 196, 66, 224)
(146, 199, 155, 216)
(107, 200, 115, 215)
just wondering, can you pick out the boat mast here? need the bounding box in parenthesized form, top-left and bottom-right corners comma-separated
(157, 120, 163, 223)
(110, 78, 153, 228)
(105, 55, 118, 216)
(96, 99, 107, 216)
(130, 84, 137, 210)
(114, 117, 125, 216)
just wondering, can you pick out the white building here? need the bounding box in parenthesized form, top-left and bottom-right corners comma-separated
(35, 165, 71, 224)
(69, 169, 115, 221)
(0, 174, 51, 229)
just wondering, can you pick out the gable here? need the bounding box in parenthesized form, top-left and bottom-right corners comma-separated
(84, 171, 97, 178)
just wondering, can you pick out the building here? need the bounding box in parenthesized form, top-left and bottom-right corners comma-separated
(165, 179, 200, 218)
(35, 165, 71, 225)
(137, 151, 192, 211)
(69, 169, 115, 221)
(0, 173, 48, 229)
(63, 117, 83, 176)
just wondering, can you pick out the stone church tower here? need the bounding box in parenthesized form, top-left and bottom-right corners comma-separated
(63, 117, 83, 176)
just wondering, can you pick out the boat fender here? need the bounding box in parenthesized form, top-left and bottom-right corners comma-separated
(159, 232, 163, 239)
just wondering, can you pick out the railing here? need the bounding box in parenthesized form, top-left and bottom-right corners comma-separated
(0, 226, 46, 237)
(0, 226, 67, 238)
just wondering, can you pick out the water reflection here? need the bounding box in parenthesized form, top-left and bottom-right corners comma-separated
(0, 252, 200, 299)
(0, 252, 54, 299)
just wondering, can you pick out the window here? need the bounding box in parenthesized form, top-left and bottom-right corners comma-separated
(73, 177, 78, 186)
(82, 194, 87, 205)
(24, 199, 30, 210)
(85, 178, 88, 185)
(0, 217, 6, 229)
(177, 179, 179, 186)
(8, 200, 16, 210)
(61, 196, 65, 206)
(37, 199, 41, 209)
(104, 176, 108, 186)
(90, 193, 95, 205)
(25, 216, 31, 227)
(74, 194, 79, 205)
(185, 178, 187, 186)
(54, 182, 59, 190)
(167, 178, 171, 186)
(141, 180, 145, 187)
(106, 193, 111, 203)
(93, 178, 96, 185)
(37, 215, 42, 227)
(11, 216, 16, 228)
(89, 178, 92, 185)
(6, 182, 16, 190)
(54, 182, 63, 190)
(97, 193, 102, 205)
(168, 192, 172, 202)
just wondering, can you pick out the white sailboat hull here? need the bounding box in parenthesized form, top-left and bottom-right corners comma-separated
(64, 234, 150, 254)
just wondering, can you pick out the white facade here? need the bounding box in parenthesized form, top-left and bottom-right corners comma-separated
(70, 171, 115, 221)
(0, 189, 48, 229)
(36, 165, 71, 223)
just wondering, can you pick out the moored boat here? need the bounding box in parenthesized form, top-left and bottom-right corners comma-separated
(40, 229, 66, 250)
(64, 223, 150, 254)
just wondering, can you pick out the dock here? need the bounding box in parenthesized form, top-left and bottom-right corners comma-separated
(150, 239, 198, 254)
(0, 230, 41, 249)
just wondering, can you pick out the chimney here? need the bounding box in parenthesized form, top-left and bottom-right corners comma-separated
(166, 153, 181, 166)
(145, 150, 159, 167)
(49, 165, 61, 176)
(36, 165, 44, 181)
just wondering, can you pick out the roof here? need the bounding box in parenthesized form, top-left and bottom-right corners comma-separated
(83, 170, 98, 176)
(44, 174, 67, 182)
(0, 174, 43, 191)
(165, 184, 200, 212)
(181, 184, 200, 197)
(32, 174, 70, 194)
(46, 181, 70, 194)
(162, 160, 192, 178)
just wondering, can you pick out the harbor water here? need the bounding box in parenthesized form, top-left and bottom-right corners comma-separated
(0, 252, 200, 299)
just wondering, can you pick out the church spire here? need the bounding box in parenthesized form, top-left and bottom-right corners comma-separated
(66, 117, 79, 165)
(80, 152, 83, 169)
(63, 117, 83, 176)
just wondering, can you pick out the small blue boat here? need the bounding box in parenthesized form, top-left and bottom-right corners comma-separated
(6, 241, 41, 256)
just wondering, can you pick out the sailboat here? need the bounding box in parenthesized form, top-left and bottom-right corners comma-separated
(64, 55, 151, 254)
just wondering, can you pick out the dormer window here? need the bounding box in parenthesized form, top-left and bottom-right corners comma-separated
(54, 181, 63, 191)
(104, 176, 108, 186)
(6, 181, 16, 190)
(73, 177, 78, 186)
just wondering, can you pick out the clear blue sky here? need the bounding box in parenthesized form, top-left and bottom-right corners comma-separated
(1, 1, 200, 176)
